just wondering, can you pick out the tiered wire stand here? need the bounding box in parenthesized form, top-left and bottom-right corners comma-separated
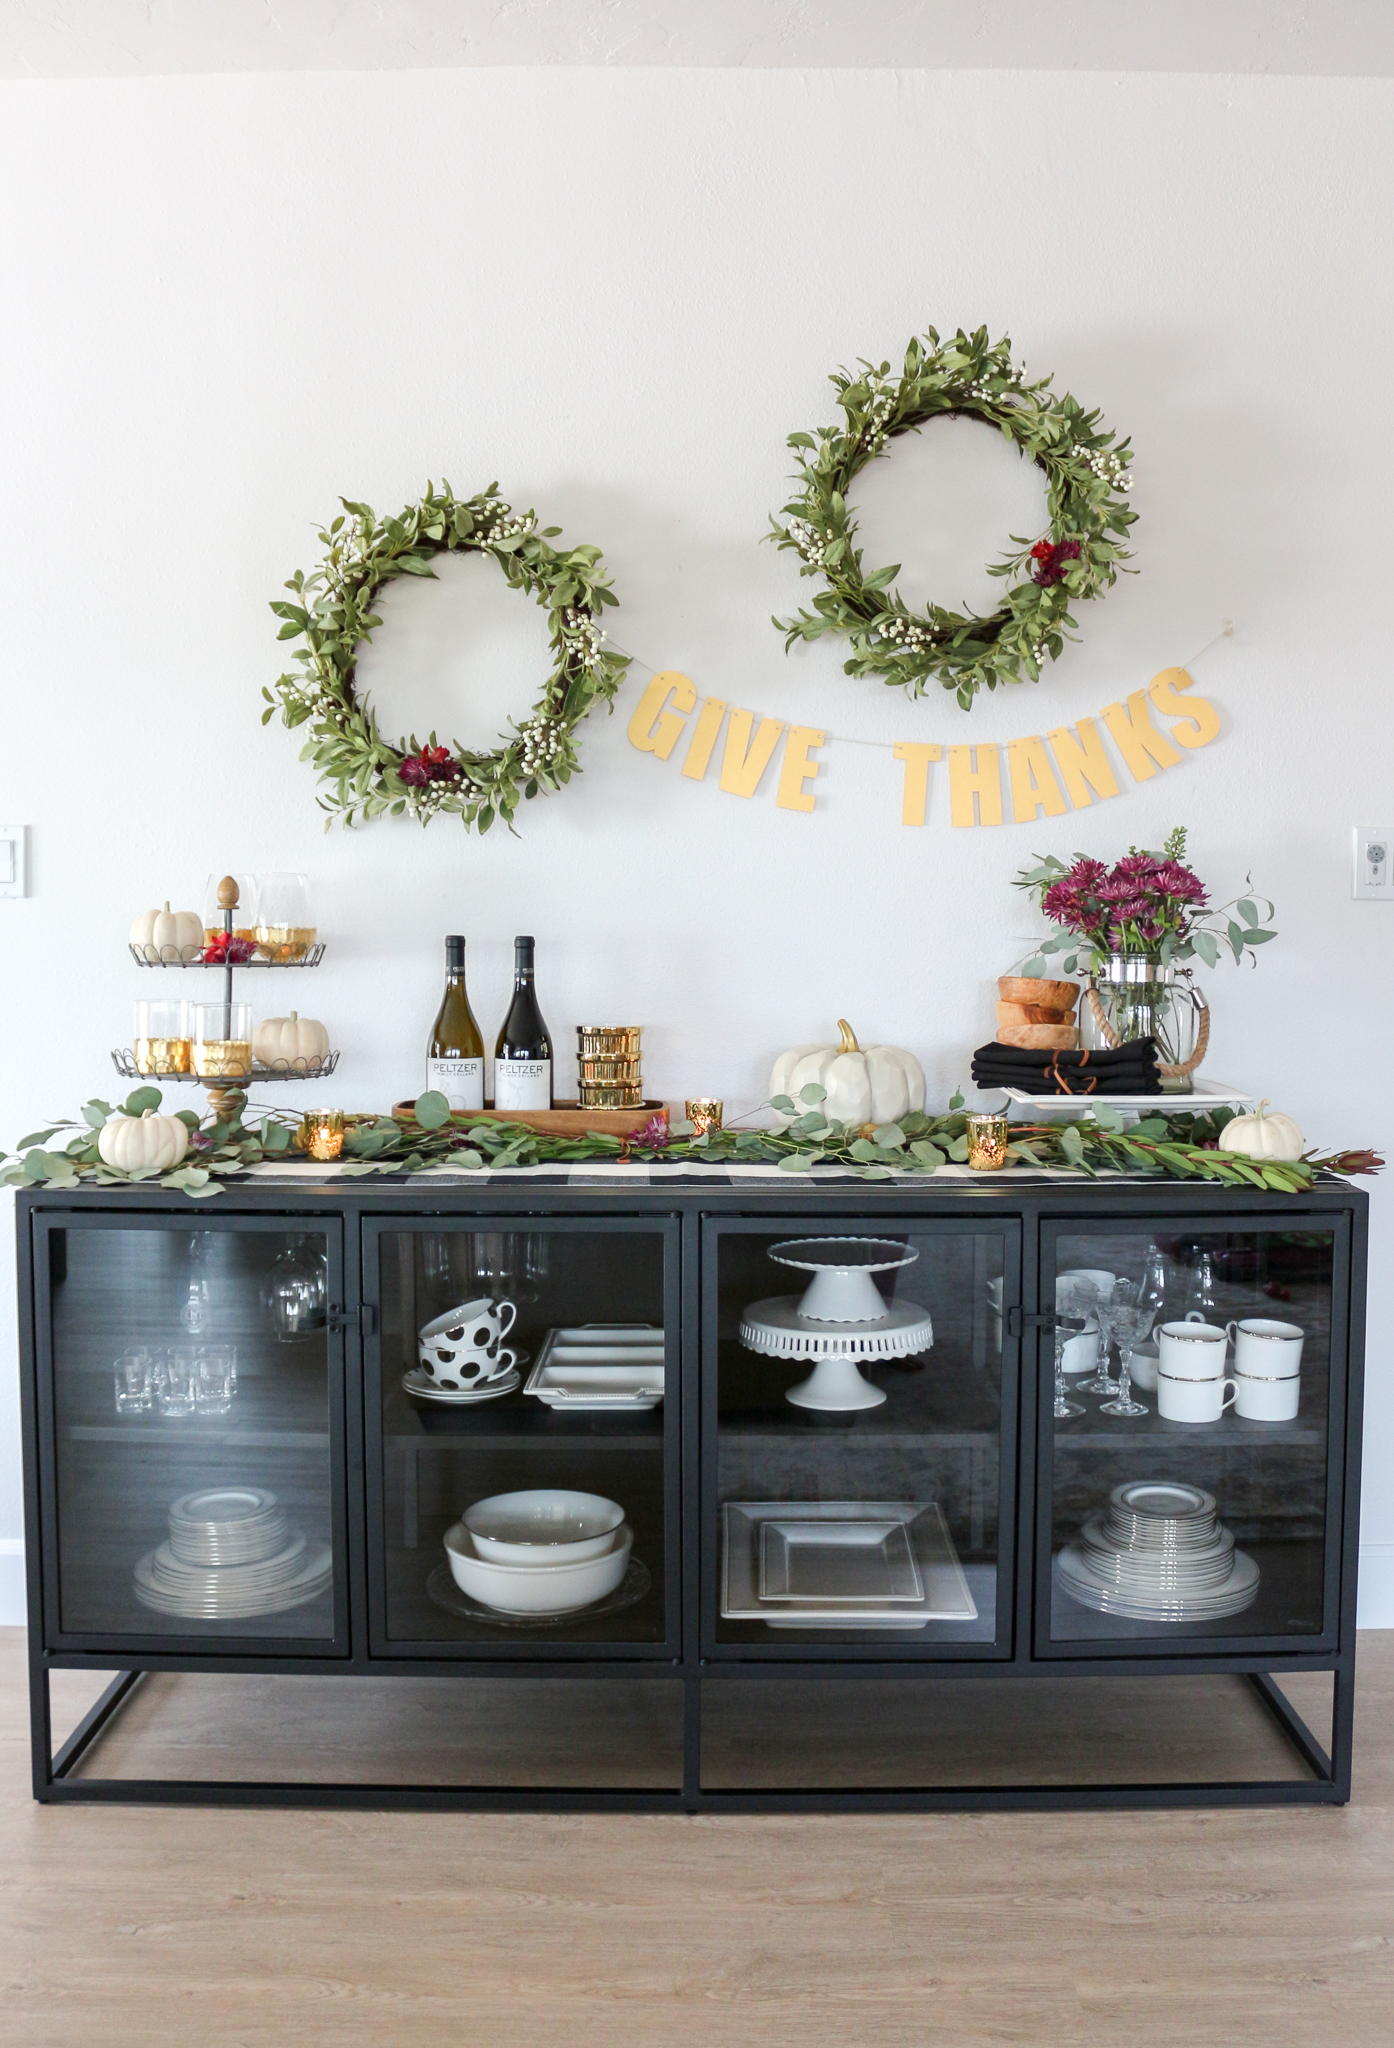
(113, 876, 340, 1121)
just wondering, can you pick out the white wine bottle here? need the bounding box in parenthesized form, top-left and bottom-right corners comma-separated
(494, 935, 553, 1111)
(426, 934, 484, 1110)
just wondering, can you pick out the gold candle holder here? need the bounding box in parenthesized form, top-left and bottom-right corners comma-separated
(965, 1109, 1010, 1171)
(297, 1109, 345, 1161)
(685, 1099, 724, 1138)
(134, 1000, 192, 1075)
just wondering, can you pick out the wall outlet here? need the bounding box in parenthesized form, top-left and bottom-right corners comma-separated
(0, 826, 27, 898)
(1353, 825, 1394, 899)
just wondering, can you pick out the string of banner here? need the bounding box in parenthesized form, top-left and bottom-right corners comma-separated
(620, 625, 1233, 827)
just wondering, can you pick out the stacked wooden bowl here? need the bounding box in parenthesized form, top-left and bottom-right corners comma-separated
(996, 976, 1080, 1050)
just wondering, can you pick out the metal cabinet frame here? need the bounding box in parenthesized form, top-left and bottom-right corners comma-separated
(14, 1177, 1368, 1812)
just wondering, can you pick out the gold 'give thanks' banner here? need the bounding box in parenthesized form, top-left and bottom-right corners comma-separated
(625, 663, 1222, 826)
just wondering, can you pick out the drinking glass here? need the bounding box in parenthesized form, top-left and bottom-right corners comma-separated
(262, 1237, 327, 1342)
(1185, 1246, 1220, 1320)
(113, 1352, 153, 1415)
(1138, 1243, 1169, 1338)
(1100, 1294, 1150, 1417)
(134, 999, 192, 1076)
(1081, 1278, 1137, 1396)
(180, 1232, 212, 1334)
(194, 1346, 235, 1416)
(255, 872, 315, 961)
(157, 1348, 197, 1418)
(468, 1231, 549, 1306)
(193, 1003, 253, 1078)
(1053, 1278, 1097, 1420)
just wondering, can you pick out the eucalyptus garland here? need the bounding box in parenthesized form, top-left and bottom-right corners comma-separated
(264, 483, 630, 832)
(768, 327, 1137, 710)
(2, 1088, 1380, 1200)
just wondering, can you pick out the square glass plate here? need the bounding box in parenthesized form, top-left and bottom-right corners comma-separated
(759, 1518, 924, 1603)
(722, 1501, 977, 1628)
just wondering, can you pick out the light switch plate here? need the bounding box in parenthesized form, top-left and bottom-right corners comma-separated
(1353, 824, 1394, 899)
(0, 826, 27, 898)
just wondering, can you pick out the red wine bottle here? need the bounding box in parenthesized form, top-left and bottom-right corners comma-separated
(494, 936, 552, 1110)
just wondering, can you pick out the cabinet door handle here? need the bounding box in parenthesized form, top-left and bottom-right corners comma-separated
(1005, 1307, 1086, 1337)
(327, 1303, 378, 1335)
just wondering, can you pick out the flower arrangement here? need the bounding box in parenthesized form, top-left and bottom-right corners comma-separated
(1015, 827, 1276, 977)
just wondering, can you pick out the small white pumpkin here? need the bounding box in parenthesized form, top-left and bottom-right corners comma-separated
(1218, 1099, 1305, 1163)
(253, 1012, 330, 1066)
(129, 902, 203, 962)
(97, 1109, 190, 1173)
(771, 1019, 926, 1129)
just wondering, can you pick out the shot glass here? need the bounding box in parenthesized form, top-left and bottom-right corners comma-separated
(113, 1352, 153, 1416)
(157, 1348, 197, 1418)
(194, 1346, 235, 1416)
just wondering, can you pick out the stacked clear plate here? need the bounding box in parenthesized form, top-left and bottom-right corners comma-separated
(133, 1486, 332, 1620)
(1056, 1481, 1260, 1623)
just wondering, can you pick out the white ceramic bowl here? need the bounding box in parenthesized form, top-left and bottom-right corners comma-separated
(444, 1521, 632, 1613)
(463, 1489, 626, 1565)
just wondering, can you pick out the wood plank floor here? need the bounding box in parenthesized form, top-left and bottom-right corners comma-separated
(2, 1631, 1392, 2047)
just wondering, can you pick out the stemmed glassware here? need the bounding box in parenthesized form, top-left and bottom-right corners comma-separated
(1099, 1283, 1150, 1417)
(1080, 1280, 1125, 1397)
(1053, 1277, 1098, 1420)
(1138, 1243, 1169, 1338)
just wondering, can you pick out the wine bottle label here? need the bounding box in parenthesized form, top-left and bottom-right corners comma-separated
(493, 1058, 551, 1112)
(426, 1057, 483, 1111)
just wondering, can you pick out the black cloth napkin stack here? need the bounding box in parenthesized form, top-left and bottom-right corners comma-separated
(970, 1039, 1162, 1097)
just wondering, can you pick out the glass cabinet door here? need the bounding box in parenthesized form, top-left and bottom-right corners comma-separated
(1040, 1215, 1347, 1654)
(38, 1214, 345, 1648)
(365, 1218, 678, 1655)
(706, 1219, 1017, 1656)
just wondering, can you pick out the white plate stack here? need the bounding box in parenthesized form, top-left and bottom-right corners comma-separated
(133, 1486, 333, 1620)
(1056, 1481, 1260, 1623)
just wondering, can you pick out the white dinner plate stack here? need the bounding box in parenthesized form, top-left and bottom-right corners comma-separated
(1056, 1481, 1260, 1623)
(133, 1486, 333, 1620)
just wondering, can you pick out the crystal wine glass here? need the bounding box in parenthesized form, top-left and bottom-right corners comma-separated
(1053, 1278, 1097, 1420)
(1099, 1289, 1150, 1417)
(1079, 1280, 1125, 1397)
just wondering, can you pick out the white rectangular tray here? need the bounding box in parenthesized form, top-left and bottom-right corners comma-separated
(525, 1325, 665, 1410)
(722, 1500, 977, 1628)
(1002, 1078, 1256, 1114)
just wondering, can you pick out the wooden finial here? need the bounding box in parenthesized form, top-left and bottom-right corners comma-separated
(216, 875, 240, 910)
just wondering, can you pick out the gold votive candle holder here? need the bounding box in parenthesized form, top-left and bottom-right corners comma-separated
(965, 1109, 1010, 1171)
(298, 1109, 345, 1161)
(577, 1025, 642, 1059)
(686, 1099, 724, 1138)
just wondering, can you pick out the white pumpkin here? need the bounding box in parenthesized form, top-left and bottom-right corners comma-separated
(97, 1109, 190, 1173)
(253, 1012, 330, 1066)
(771, 1019, 926, 1129)
(130, 902, 203, 962)
(1219, 1099, 1305, 1163)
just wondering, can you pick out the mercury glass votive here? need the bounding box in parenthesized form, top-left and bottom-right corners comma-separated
(686, 1099, 724, 1138)
(965, 1109, 1010, 1172)
(298, 1109, 345, 1161)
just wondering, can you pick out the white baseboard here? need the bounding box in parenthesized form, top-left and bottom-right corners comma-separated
(0, 1540, 24, 1627)
(0, 1538, 1388, 1631)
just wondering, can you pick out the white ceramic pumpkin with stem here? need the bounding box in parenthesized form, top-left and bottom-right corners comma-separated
(252, 1012, 330, 1066)
(129, 902, 203, 962)
(97, 1108, 191, 1173)
(770, 1020, 926, 1129)
(1218, 1099, 1305, 1163)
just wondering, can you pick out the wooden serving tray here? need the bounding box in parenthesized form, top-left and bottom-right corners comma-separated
(392, 1098, 668, 1138)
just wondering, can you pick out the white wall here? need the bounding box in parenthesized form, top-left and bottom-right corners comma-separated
(0, 65, 1389, 1622)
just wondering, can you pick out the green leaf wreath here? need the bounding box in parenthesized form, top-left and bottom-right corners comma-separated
(2, 1088, 1380, 1200)
(264, 483, 630, 833)
(768, 327, 1137, 710)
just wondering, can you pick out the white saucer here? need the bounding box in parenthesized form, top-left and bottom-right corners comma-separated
(402, 1366, 521, 1405)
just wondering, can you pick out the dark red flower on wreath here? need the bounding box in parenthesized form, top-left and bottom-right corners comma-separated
(1029, 538, 1082, 587)
(400, 743, 462, 788)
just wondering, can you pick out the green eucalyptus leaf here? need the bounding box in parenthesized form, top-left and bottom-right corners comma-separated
(414, 1091, 452, 1132)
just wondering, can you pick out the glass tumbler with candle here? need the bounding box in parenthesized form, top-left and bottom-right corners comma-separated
(966, 1109, 1010, 1171)
(193, 1002, 253, 1078)
(256, 872, 315, 961)
(134, 999, 192, 1075)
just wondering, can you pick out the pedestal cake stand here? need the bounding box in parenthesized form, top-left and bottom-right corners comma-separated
(738, 1237, 935, 1412)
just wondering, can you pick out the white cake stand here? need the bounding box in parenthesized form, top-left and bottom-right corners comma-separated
(738, 1238, 935, 1412)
